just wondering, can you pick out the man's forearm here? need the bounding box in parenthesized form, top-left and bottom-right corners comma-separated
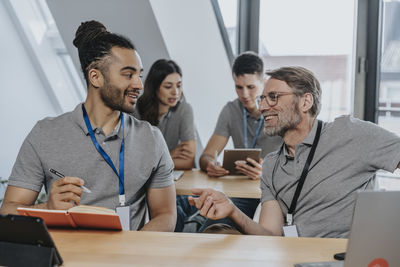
(0, 201, 48, 215)
(140, 212, 176, 232)
(229, 206, 276, 236)
(173, 157, 194, 170)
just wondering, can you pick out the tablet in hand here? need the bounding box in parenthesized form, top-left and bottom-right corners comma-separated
(223, 149, 261, 175)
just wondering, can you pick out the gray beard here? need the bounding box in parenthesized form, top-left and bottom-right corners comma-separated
(264, 116, 301, 137)
(264, 105, 302, 137)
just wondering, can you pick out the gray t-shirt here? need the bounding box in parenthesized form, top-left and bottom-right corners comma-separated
(133, 101, 195, 151)
(261, 116, 400, 238)
(214, 98, 282, 157)
(8, 104, 174, 230)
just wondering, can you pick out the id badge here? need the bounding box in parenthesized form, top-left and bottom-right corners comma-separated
(283, 224, 299, 237)
(116, 205, 130, 231)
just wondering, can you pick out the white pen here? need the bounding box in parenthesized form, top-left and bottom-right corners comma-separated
(49, 168, 92, 193)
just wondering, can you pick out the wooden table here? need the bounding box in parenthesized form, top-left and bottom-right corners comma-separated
(50, 229, 346, 266)
(174, 169, 261, 199)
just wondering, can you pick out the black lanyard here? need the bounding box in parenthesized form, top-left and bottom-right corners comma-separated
(280, 120, 322, 225)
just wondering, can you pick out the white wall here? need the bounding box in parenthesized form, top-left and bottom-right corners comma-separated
(46, 0, 170, 79)
(0, 2, 59, 179)
(150, 0, 235, 146)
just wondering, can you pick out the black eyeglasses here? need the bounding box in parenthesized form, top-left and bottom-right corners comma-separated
(256, 92, 295, 108)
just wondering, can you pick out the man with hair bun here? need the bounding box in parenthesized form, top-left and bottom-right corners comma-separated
(1, 20, 177, 232)
(190, 66, 400, 237)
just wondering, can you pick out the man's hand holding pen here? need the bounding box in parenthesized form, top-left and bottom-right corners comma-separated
(47, 176, 85, 210)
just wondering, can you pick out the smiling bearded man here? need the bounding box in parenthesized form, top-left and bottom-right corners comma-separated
(188, 66, 400, 238)
(1, 20, 177, 232)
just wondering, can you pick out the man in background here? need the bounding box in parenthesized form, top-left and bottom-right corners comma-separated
(197, 52, 282, 231)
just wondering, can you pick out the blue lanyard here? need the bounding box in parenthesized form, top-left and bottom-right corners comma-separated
(243, 107, 263, 149)
(81, 104, 126, 205)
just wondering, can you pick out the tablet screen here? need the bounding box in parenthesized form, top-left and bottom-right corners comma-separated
(222, 148, 261, 175)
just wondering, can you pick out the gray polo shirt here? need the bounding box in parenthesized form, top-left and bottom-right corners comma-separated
(133, 101, 195, 151)
(8, 104, 174, 230)
(261, 116, 400, 238)
(214, 98, 282, 157)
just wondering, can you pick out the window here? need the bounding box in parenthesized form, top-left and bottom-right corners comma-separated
(376, 0, 400, 190)
(258, 0, 357, 122)
(377, 0, 400, 135)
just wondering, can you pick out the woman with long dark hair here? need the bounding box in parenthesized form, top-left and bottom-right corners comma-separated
(135, 59, 196, 170)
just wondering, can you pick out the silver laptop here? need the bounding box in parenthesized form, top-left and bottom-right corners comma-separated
(295, 190, 400, 267)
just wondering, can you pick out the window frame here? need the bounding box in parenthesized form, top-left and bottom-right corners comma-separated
(237, 0, 260, 54)
(363, 0, 384, 123)
(211, 0, 235, 64)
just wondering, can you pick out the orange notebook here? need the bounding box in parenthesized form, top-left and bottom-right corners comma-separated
(17, 205, 122, 230)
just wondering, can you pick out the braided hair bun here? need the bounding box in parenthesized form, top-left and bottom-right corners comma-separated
(73, 20, 107, 48)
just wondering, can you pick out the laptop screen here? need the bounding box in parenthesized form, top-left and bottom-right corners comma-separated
(344, 191, 400, 267)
